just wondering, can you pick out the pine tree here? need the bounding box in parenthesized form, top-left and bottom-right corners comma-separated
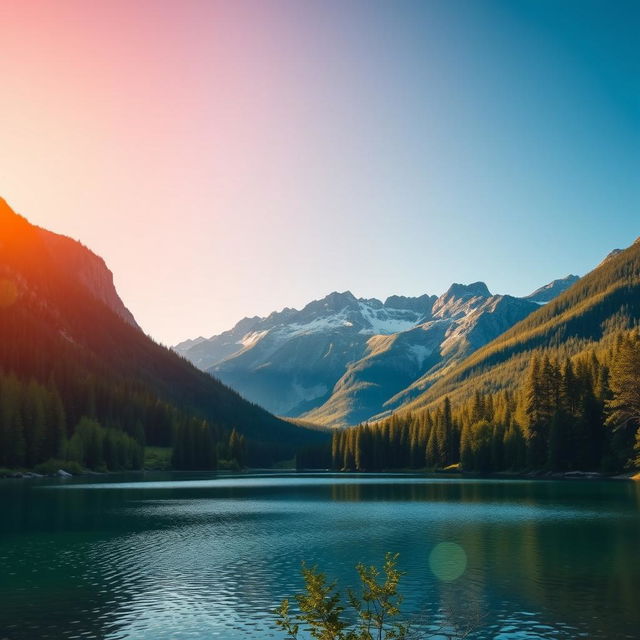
(460, 422, 473, 470)
(547, 410, 566, 471)
(606, 331, 640, 467)
(442, 397, 454, 466)
(331, 431, 341, 469)
(525, 356, 548, 467)
(425, 415, 438, 468)
(607, 331, 640, 431)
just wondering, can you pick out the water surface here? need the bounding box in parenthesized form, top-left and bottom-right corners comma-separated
(1, 472, 638, 639)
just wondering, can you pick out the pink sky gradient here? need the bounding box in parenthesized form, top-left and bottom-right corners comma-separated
(1, 1, 637, 344)
(1, 1, 344, 344)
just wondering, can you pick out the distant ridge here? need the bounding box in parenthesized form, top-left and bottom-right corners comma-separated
(176, 275, 577, 427)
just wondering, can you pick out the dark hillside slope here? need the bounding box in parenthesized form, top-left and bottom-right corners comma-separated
(0, 198, 323, 464)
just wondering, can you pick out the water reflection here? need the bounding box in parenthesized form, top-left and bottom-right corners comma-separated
(0, 473, 638, 639)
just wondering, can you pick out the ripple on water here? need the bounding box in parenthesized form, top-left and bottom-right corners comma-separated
(2, 473, 639, 640)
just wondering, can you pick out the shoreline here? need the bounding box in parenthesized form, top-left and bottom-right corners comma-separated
(3, 467, 638, 482)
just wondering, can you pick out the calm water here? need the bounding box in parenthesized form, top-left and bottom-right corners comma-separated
(1, 472, 639, 639)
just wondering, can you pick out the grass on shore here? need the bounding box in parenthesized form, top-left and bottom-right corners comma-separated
(144, 446, 172, 470)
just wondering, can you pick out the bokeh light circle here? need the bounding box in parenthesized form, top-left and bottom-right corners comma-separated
(429, 542, 467, 582)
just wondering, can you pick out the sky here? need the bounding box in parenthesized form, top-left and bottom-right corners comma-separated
(0, 0, 638, 345)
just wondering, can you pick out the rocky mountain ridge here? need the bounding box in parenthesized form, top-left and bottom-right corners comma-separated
(175, 276, 580, 426)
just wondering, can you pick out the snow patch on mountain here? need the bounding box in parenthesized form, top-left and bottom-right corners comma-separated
(288, 315, 353, 335)
(357, 301, 422, 335)
(408, 344, 434, 368)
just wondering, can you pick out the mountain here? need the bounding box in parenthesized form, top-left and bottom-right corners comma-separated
(0, 198, 322, 467)
(176, 291, 436, 417)
(303, 285, 539, 427)
(523, 275, 580, 304)
(35, 227, 141, 329)
(397, 237, 640, 414)
(176, 277, 577, 428)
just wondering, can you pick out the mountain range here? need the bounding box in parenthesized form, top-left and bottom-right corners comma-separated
(1, 194, 637, 474)
(174, 276, 579, 427)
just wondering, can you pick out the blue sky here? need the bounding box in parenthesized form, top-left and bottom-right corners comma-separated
(2, 0, 638, 343)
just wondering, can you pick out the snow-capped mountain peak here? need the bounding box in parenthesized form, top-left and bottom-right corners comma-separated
(174, 275, 577, 423)
(431, 281, 492, 319)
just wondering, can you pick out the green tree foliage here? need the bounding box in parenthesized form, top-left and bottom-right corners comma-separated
(228, 428, 247, 468)
(606, 331, 640, 430)
(214, 428, 250, 469)
(0, 341, 320, 471)
(462, 420, 493, 473)
(0, 374, 68, 468)
(62, 416, 143, 471)
(604, 331, 640, 468)
(328, 329, 639, 473)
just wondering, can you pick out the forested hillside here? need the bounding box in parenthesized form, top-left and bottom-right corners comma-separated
(327, 330, 639, 473)
(317, 239, 640, 474)
(0, 199, 324, 472)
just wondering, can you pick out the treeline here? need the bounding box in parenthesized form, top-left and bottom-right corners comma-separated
(171, 424, 247, 471)
(0, 370, 249, 472)
(329, 330, 640, 473)
(0, 371, 144, 471)
(296, 443, 332, 470)
(0, 319, 291, 468)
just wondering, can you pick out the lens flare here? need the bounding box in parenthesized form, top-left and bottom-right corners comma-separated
(0, 278, 18, 308)
(429, 542, 467, 582)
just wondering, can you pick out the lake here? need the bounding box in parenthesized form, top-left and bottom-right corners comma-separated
(0, 472, 638, 639)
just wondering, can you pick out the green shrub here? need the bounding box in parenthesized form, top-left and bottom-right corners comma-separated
(276, 553, 479, 640)
(276, 553, 409, 640)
